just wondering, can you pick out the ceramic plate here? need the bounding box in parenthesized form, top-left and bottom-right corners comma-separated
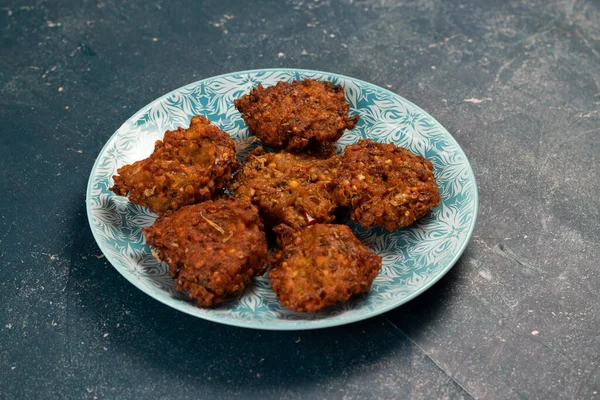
(86, 69, 478, 330)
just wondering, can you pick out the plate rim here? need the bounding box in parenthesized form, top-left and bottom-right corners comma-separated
(86, 68, 479, 330)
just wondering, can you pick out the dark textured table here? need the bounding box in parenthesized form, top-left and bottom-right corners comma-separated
(2, 1, 599, 398)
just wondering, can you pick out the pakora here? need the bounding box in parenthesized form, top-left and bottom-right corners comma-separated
(231, 147, 342, 230)
(234, 79, 359, 152)
(334, 139, 440, 231)
(269, 224, 382, 312)
(143, 199, 268, 307)
(111, 115, 239, 215)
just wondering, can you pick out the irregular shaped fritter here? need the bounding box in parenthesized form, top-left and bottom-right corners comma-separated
(111, 115, 239, 215)
(269, 224, 382, 312)
(334, 139, 440, 231)
(143, 199, 268, 307)
(231, 147, 342, 230)
(234, 79, 359, 152)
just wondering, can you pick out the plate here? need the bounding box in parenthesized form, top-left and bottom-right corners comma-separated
(86, 69, 478, 330)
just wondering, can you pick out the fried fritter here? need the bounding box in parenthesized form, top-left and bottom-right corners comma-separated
(231, 147, 342, 230)
(234, 79, 359, 152)
(334, 139, 440, 231)
(269, 224, 382, 312)
(143, 199, 268, 307)
(111, 115, 239, 215)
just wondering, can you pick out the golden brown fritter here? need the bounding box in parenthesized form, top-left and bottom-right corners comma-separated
(334, 139, 440, 231)
(269, 224, 382, 312)
(111, 115, 239, 215)
(231, 147, 342, 230)
(143, 199, 268, 307)
(234, 79, 359, 152)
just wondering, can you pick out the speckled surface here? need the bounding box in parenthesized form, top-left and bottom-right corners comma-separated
(1, 0, 599, 399)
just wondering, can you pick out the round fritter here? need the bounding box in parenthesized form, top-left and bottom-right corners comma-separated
(334, 139, 440, 231)
(234, 79, 359, 152)
(269, 224, 382, 312)
(143, 199, 268, 307)
(111, 115, 240, 216)
(231, 147, 342, 230)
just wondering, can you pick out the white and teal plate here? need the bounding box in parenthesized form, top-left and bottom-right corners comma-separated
(86, 69, 478, 330)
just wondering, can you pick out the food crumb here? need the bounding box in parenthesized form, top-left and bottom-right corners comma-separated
(277, 52, 285, 58)
(103, 333, 109, 338)
(531, 330, 539, 335)
(58, 87, 63, 92)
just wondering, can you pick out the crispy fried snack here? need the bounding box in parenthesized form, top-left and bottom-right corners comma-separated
(231, 147, 342, 230)
(110, 116, 239, 215)
(234, 79, 359, 152)
(269, 224, 382, 312)
(143, 199, 268, 307)
(334, 139, 440, 231)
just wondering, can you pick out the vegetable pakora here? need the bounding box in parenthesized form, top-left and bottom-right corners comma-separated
(334, 139, 440, 231)
(143, 199, 268, 307)
(234, 79, 359, 152)
(231, 147, 342, 230)
(269, 224, 382, 312)
(111, 115, 239, 215)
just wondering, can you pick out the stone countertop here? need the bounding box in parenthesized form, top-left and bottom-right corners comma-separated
(1, 0, 598, 398)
